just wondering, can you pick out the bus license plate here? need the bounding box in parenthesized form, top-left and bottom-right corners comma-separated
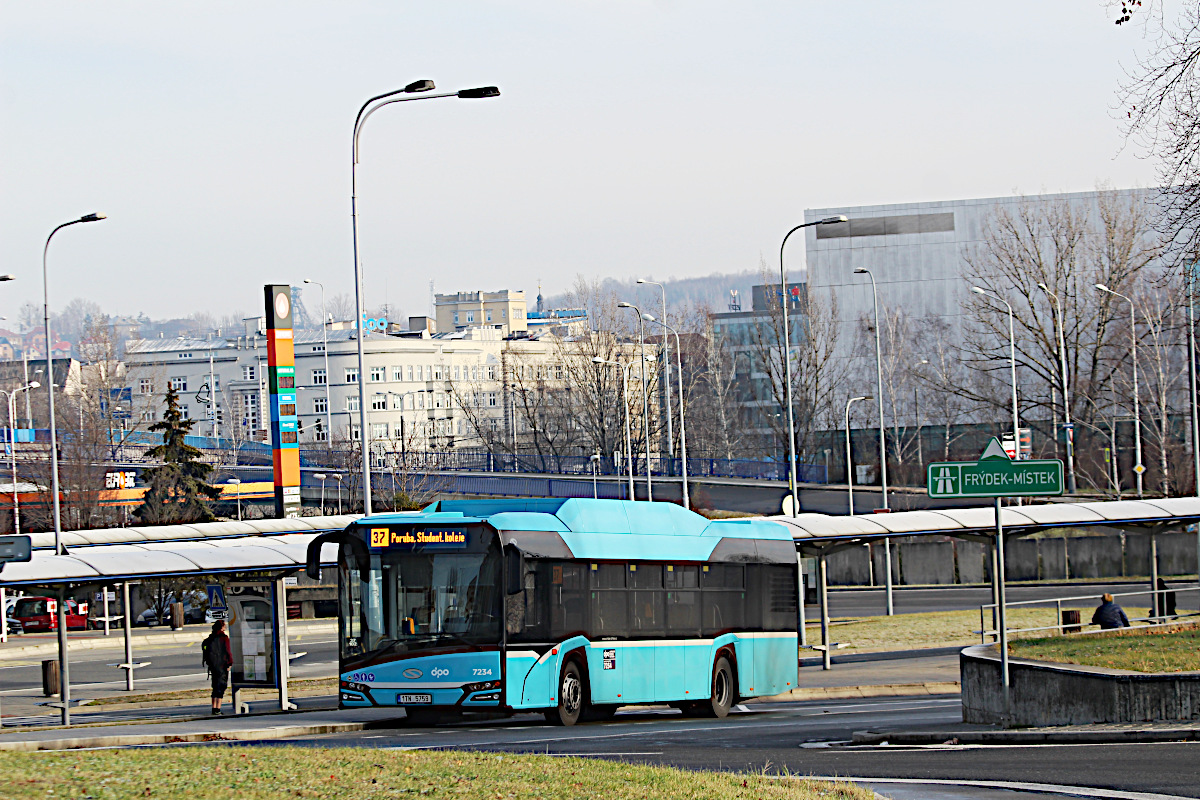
(399, 694, 432, 704)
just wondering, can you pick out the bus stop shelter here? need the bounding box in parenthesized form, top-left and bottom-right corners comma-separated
(0, 516, 358, 726)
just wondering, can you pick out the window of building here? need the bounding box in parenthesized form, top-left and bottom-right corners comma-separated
(312, 368, 327, 385)
(487, 392, 498, 407)
(391, 366, 403, 382)
(177, 352, 193, 359)
(555, 364, 564, 381)
(350, 424, 360, 441)
(312, 344, 325, 353)
(140, 409, 156, 422)
(372, 422, 388, 440)
(466, 311, 475, 323)
(169, 377, 187, 392)
(487, 366, 497, 381)
(139, 379, 154, 394)
(371, 394, 386, 411)
(417, 393, 425, 409)
(390, 394, 403, 410)
(405, 365, 413, 382)
(314, 419, 328, 442)
(486, 310, 492, 322)
(345, 367, 358, 383)
(424, 365, 432, 381)
(434, 392, 444, 409)
(453, 312, 460, 325)
(370, 366, 385, 383)
(313, 397, 327, 414)
(346, 395, 360, 412)
(502, 309, 507, 320)
(243, 365, 256, 381)
(179, 404, 189, 419)
(453, 366, 460, 381)
(434, 365, 442, 381)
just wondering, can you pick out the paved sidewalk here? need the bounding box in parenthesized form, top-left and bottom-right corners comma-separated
(0, 705, 405, 751)
(852, 720, 1200, 745)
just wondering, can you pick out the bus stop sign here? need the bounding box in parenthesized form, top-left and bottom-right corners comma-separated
(927, 438, 1064, 498)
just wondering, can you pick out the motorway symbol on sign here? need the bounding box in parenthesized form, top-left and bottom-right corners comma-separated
(927, 438, 1064, 498)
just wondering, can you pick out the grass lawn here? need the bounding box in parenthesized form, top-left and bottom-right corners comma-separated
(1010, 623, 1200, 672)
(0, 746, 872, 800)
(805, 607, 1151, 651)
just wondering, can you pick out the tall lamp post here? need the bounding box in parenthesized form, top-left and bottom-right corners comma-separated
(43, 211, 105, 727)
(618, 302, 653, 501)
(3, 382, 40, 536)
(642, 314, 690, 509)
(1038, 283, 1078, 494)
(780, 216, 849, 516)
(1095, 284, 1143, 499)
(637, 279, 672, 475)
(351, 80, 499, 516)
(845, 395, 872, 515)
(853, 266, 893, 615)
(594, 356, 652, 500)
(227, 478, 242, 521)
(303, 279, 335, 445)
(971, 287, 1022, 459)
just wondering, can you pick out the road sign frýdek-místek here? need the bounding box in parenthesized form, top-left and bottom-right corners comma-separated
(927, 438, 1064, 498)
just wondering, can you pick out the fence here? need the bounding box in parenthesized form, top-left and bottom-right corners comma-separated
(978, 585, 1200, 643)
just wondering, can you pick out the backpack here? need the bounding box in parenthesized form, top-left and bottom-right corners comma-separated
(201, 634, 220, 674)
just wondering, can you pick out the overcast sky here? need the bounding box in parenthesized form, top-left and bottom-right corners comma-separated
(0, 2, 1158, 324)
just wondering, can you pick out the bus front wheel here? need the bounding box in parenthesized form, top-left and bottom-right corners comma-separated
(705, 656, 735, 718)
(544, 660, 586, 726)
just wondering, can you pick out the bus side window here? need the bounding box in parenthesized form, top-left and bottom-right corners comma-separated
(629, 563, 663, 635)
(665, 565, 700, 635)
(701, 564, 744, 636)
(591, 562, 627, 638)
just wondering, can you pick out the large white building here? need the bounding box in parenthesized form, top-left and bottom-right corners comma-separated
(123, 318, 565, 452)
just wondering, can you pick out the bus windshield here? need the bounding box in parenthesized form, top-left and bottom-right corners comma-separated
(340, 529, 502, 665)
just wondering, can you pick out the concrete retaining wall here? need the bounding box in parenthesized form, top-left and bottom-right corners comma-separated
(900, 541, 955, 585)
(956, 541, 988, 584)
(961, 644, 1200, 726)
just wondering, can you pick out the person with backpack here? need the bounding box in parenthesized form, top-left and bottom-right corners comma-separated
(202, 620, 233, 715)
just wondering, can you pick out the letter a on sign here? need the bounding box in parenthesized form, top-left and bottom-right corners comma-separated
(933, 465, 959, 495)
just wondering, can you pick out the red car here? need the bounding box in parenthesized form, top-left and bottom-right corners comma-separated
(10, 596, 90, 632)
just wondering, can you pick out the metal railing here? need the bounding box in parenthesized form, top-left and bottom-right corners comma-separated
(978, 585, 1200, 643)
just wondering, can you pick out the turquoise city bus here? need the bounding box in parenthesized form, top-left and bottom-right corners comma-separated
(306, 498, 799, 725)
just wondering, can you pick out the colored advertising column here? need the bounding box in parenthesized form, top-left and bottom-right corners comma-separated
(265, 285, 301, 518)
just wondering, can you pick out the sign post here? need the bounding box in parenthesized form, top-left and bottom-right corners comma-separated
(927, 439, 1064, 713)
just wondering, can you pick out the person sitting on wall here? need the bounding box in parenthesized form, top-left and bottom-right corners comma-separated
(1091, 593, 1130, 630)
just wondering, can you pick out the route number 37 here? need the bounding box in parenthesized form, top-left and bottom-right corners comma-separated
(370, 528, 388, 547)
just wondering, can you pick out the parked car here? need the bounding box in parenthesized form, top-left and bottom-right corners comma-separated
(136, 594, 206, 627)
(10, 596, 90, 632)
(4, 616, 22, 636)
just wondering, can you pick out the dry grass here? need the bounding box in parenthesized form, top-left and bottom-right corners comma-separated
(88, 678, 337, 707)
(1010, 623, 1200, 672)
(805, 607, 1152, 651)
(0, 746, 873, 800)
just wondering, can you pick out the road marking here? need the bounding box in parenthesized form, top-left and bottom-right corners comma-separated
(785, 775, 1194, 800)
(868, 741, 1200, 751)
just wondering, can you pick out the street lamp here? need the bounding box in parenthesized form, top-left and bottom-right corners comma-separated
(637, 279, 673, 475)
(351, 81, 500, 517)
(642, 314, 690, 509)
(1037, 283, 1078, 494)
(43, 210, 105, 727)
(618, 301, 653, 501)
(333, 473, 344, 515)
(1095, 284, 1143, 499)
(589, 453, 601, 499)
(780, 216, 849, 516)
(593, 355, 654, 500)
(303, 279, 334, 446)
(853, 266, 893, 616)
(1, 381, 39, 536)
(845, 395, 872, 515)
(314, 473, 328, 515)
(227, 478, 242, 521)
(972, 287, 1022, 461)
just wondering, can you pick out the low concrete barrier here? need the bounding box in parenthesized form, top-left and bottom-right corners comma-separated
(961, 643, 1200, 726)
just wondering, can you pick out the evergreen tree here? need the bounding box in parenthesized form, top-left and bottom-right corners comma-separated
(134, 386, 221, 524)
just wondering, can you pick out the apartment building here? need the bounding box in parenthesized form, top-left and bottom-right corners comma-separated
(434, 290, 528, 336)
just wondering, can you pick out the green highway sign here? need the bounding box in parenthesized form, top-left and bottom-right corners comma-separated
(927, 438, 1064, 498)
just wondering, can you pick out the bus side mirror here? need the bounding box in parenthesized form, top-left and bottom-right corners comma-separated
(505, 546, 524, 595)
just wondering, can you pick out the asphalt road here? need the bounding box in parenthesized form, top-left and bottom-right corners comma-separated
(230, 696, 1200, 799)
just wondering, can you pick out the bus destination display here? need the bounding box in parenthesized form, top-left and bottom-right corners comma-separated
(369, 527, 470, 550)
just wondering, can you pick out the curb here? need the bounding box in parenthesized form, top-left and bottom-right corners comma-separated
(85, 687, 337, 712)
(0, 721, 376, 752)
(0, 621, 337, 661)
(755, 682, 961, 702)
(851, 727, 1200, 745)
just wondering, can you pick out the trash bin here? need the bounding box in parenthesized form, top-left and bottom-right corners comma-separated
(170, 602, 185, 630)
(1061, 608, 1081, 634)
(41, 659, 60, 697)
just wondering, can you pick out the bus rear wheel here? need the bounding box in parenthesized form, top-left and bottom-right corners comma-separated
(704, 656, 735, 718)
(544, 660, 586, 726)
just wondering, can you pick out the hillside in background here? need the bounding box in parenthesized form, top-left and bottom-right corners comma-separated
(542, 269, 760, 316)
